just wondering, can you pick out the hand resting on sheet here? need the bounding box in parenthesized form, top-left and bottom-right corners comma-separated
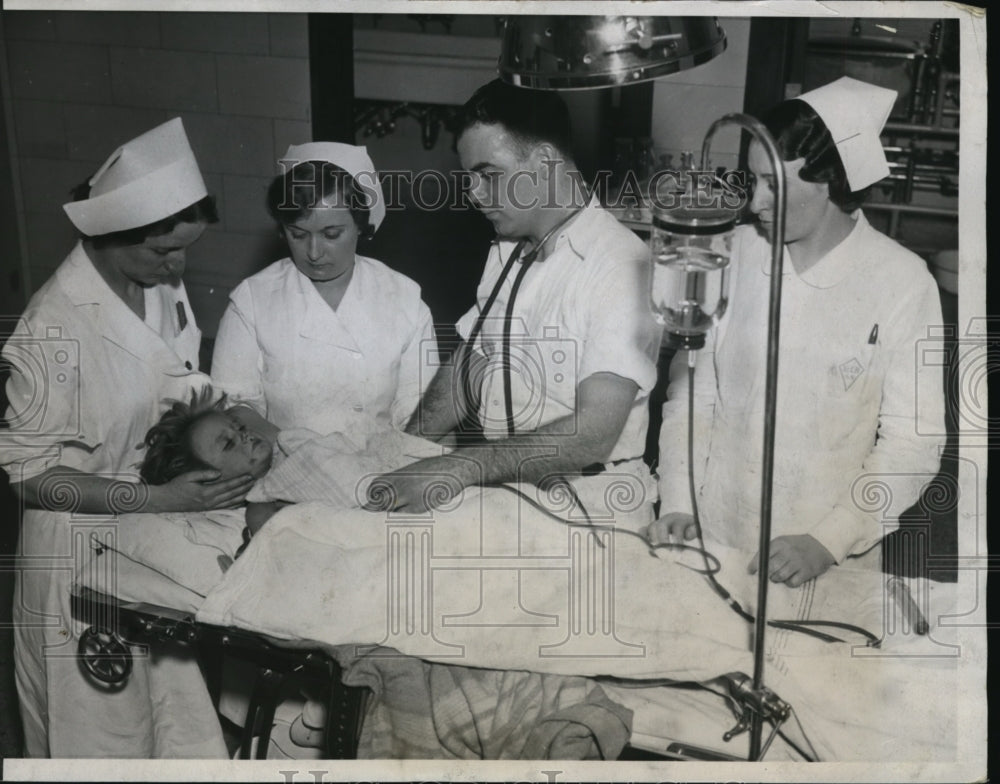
(647, 513, 836, 588)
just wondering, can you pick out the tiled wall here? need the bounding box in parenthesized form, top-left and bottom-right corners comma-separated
(2, 10, 313, 338)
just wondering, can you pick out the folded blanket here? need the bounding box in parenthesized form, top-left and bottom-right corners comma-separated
(333, 646, 632, 760)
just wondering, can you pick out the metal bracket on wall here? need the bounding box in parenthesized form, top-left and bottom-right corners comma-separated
(353, 99, 464, 150)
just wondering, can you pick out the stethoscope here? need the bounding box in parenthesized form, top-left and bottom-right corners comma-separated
(458, 206, 585, 437)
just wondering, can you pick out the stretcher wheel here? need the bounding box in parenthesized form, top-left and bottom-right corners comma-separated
(78, 626, 133, 686)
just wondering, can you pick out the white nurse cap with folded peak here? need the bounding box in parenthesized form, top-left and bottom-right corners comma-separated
(63, 117, 208, 236)
(280, 142, 386, 232)
(796, 76, 898, 192)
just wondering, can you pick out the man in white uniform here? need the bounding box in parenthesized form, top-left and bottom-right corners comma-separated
(369, 79, 661, 521)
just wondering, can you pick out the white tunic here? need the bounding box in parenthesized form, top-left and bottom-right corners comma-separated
(211, 256, 435, 440)
(658, 214, 946, 562)
(0, 243, 224, 757)
(456, 201, 661, 464)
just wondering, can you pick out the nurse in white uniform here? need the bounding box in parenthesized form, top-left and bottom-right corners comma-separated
(211, 143, 436, 441)
(0, 118, 253, 756)
(652, 77, 946, 587)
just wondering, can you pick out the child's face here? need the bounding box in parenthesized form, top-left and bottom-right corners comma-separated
(189, 412, 275, 480)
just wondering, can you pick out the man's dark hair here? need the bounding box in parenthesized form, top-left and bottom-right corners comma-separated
(457, 79, 573, 160)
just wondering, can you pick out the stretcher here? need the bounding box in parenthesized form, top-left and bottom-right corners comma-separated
(69, 500, 961, 763)
(70, 586, 814, 761)
(70, 587, 368, 760)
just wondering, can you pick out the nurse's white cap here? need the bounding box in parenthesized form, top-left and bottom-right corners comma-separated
(796, 76, 898, 192)
(279, 142, 386, 232)
(63, 117, 208, 236)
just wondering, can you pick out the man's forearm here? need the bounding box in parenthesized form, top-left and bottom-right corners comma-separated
(445, 413, 616, 488)
(405, 351, 478, 440)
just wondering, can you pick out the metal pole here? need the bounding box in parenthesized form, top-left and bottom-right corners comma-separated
(702, 114, 786, 761)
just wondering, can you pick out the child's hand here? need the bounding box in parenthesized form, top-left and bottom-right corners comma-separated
(645, 512, 698, 545)
(227, 404, 280, 442)
(748, 534, 835, 588)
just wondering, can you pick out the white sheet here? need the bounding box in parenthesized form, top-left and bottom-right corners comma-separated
(610, 574, 960, 762)
(75, 508, 246, 613)
(73, 487, 959, 762)
(196, 486, 935, 681)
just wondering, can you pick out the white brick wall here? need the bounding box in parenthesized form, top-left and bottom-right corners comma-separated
(2, 10, 312, 338)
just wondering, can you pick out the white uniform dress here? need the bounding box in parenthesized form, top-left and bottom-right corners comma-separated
(658, 214, 946, 563)
(211, 256, 435, 440)
(0, 243, 226, 757)
(456, 199, 662, 522)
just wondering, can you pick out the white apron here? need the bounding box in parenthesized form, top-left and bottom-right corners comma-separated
(1, 244, 226, 757)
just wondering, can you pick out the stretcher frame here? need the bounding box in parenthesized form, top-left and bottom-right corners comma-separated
(70, 586, 787, 762)
(70, 586, 369, 760)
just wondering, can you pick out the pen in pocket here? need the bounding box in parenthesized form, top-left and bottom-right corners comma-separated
(887, 577, 929, 635)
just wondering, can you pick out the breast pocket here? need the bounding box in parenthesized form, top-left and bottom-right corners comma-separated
(817, 343, 882, 450)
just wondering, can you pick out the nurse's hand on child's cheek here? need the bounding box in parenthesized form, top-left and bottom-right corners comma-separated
(146, 470, 255, 513)
(364, 456, 476, 515)
(747, 534, 835, 588)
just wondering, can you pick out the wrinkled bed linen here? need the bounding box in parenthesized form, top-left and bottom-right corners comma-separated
(73, 477, 962, 762)
(197, 486, 755, 682)
(75, 508, 246, 614)
(608, 573, 960, 762)
(332, 645, 632, 759)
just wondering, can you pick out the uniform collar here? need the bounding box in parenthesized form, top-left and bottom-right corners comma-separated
(60, 241, 121, 306)
(761, 210, 870, 290)
(293, 256, 363, 352)
(558, 194, 603, 262)
(58, 241, 197, 368)
(497, 194, 601, 265)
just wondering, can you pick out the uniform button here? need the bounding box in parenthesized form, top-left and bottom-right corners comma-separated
(352, 404, 363, 412)
(184, 361, 193, 370)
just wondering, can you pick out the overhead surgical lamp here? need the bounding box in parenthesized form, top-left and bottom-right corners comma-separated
(499, 16, 727, 89)
(500, 15, 790, 762)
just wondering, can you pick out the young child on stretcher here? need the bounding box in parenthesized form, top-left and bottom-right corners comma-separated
(139, 386, 443, 542)
(140, 386, 442, 754)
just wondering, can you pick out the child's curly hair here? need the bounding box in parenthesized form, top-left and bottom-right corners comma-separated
(140, 386, 229, 485)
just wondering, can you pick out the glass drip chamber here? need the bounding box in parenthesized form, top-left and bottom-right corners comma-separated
(649, 204, 738, 350)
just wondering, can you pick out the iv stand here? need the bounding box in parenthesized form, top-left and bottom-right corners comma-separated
(700, 114, 787, 762)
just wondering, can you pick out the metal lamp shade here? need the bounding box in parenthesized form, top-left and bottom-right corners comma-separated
(499, 16, 727, 89)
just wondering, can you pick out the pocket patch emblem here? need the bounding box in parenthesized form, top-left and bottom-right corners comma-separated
(839, 357, 864, 391)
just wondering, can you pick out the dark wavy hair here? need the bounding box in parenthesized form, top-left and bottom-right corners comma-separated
(266, 161, 375, 239)
(140, 387, 229, 485)
(761, 99, 870, 213)
(457, 78, 573, 161)
(69, 179, 219, 248)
